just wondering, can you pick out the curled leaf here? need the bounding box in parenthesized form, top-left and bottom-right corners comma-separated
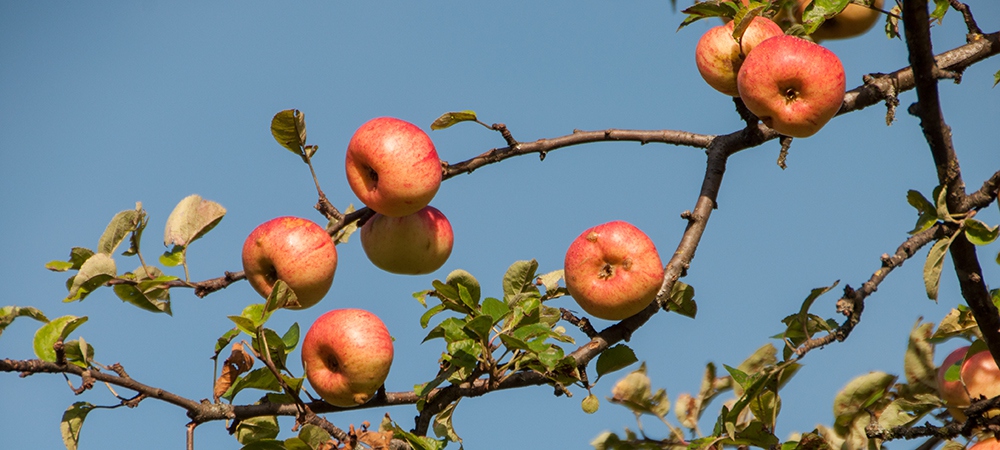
(270, 109, 307, 155)
(430, 110, 477, 130)
(163, 194, 226, 248)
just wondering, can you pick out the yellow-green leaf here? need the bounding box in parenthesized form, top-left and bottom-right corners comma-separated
(60, 402, 94, 450)
(270, 109, 307, 155)
(430, 110, 477, 130)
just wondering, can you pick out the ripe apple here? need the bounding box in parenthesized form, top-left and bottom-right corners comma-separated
(961, 348, 1000, 403)
(360, 205, 454, 275)
(797, 0, 883, 42)
(564, 221, 665, 321)
(301, 308, 394, 407)
(736, 34, 846, 138)
(971, 438, 1000, 450)
(695, 16, 783, 97)
(242, 216, 338, 310)
(345, 117, 442, 217)
(936, 346, 972, 421)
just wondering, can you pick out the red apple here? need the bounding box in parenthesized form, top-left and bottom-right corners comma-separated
(695, 16, 783, 97)
(797, 0, 883, 42)
(345, 117, 442, 217)
(564, 221, 664, 321)
(961, 348, 1000, 403)
(971, 438, 1000, 450)
(937, 346, 972, 421)
(242, 216, 338, 310)
(360, 205, 454, 275)
(301, 308, 394, 407)
(736, 35, 845, 137)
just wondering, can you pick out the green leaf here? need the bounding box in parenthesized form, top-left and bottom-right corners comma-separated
(252, 328, 289, 370)
(596, 344, 638, 379)
(666, 281, 697, 318)
(832, 371, 897, 435)
(907, 189, 935, 216)
(877, 395, 939, 430)
(463, 315, 493, 342)
(113, 267, 173, 314)
(224, 367, 300, 402)
(964, 219, 999, 245)
(432, 400, 462, 443)
(270, 109, 307, 155)
(159, 245, 185, 267)
(934, 185, 950, 222)
(64, 338, 95, 368)
(241, 303, 273, 331)
(264, 280, 296, 312)
(60, 402, 94, 450)
(236, 415, 280, 445)
(419, 303, 446, 329)
(930, 0, 949, 23)
(923, 236, 953, 301)
(163, 194, 226, 248)
(582, 393, 600, 414)
(801, 0, 850, 35)
(994, 68, 1000, 88)
(502, 260, 540, 305)
(214, 328, 241, 356)
(65, 253, 116, 302)
(677, 0, 741, 31)
(33, 315, 88, 362)
(0, 306, 49, 338)
(480, 297, 510, 325)
(281, 323, 300, 353)
(97, 209, 141, 255)
(46, 247, 96, 272)
(296, 424, 332, 448)
(241, 439, 287, 450)
(445, 269, 480, 304)
(430, 110, 477, 130)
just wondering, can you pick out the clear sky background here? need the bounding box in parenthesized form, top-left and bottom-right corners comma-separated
(2, 2, 999, 449)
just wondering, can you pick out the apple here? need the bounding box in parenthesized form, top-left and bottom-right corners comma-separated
(564, 221, 664, 321)
(695, 16, 784, 97)
(242, 216, 338, 310)
(360, 205, 454, 275)
(301, 308, 394, 407)
(936, 346, 972, 421)
(345, 117, 442, 217)
(971, 438, 1000, 450)
(736, 35, 846, 137)
(961, 348, 1000, 403)
(797, 0, 883, 42)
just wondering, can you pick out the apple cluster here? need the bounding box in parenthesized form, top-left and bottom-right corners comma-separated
(693, 0, 884, 137)
(238, 116, 457, 407)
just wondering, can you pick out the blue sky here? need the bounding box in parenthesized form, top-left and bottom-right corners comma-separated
(2, 2, 999, 449)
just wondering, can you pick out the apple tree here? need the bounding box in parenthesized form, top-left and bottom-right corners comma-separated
(2, 1, 1000, 449)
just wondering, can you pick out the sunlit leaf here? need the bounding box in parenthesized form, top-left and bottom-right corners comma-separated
(281, 322, 300, 353)
(430, 110, 477, 130)
(923, 236, 953, 301)
(236, 415, 280, 445)
(502, 260, 540, 305)
(432, 400, 462, 443)
(964, 219, 999, 245)
(64, 339, 95, 368)
(163, 194, 226, 248)
(60, 402, 93, 450)
(0, 305, 49, 338)
(480, 297, 510, 325)
(46, 247, 96, 272)
(930, 0, 949, 23)
(832, 371, 896, 435)
(97, 209, 140, 255)
(270, 109, 307, 155)
(666, 281, 697, 318)
(801, 0, 850, 35)
(65, 253, 116, 302)
(33, 315, 88, 362)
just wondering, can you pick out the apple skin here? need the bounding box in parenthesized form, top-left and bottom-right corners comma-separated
(696, 16, 784, 97)
(345, 117, 442, 218)
(936, 346, 972, 421)
(961, 348, 1000, 403)
(564, 221, 665, 321)
(242, 216, 338, 310)
(360, 205, 454, 275)
(301, 308, 394, 408)
(971, 438, 1000, 450)
(798, 0, 883, 42)
(736, 35, 846, 138)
